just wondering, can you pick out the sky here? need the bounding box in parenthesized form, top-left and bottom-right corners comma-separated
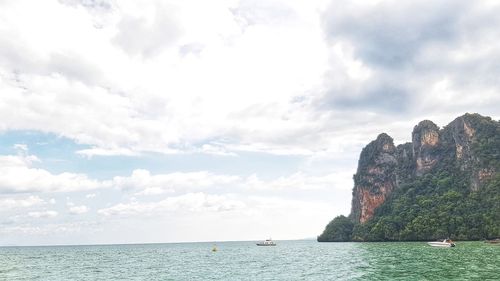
(0, 0, 499, 246)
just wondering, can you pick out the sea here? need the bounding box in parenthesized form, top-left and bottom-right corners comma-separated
(0, 240, 499, 280)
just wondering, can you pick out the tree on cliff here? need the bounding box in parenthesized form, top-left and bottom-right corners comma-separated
(317, 215, 353, 242)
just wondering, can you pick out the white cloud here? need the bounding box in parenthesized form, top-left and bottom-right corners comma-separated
(94, 192, 339, 242)
(319, 0, 500, 122)
(0, 154, 111, 193)
(0, 0, 335, 157)
(245, 171, 353, 191)
(0, 0, 499, 161)
(198, 144, 238, 157)
(28, 210, 58, 218)
(0, 221, 99, 236)
(13, 144, 29, 153)
(112, 169, 240, 193)
(0, 195, 44, 209)
(97, 192, 245, 216)
(69, 205, 89, 215)
(85, 193, 96, 199)
(134, 187, 170, 196)
(0, 154, 349, 195)
(76, 147, 140, 158)
(113, 169, 352, 195)
(0, 154, 40, 167)
(111, 2, 182, 57)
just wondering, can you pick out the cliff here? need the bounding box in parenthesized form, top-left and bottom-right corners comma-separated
(350, 133, 398, 223)
(319, 113, 500, 242)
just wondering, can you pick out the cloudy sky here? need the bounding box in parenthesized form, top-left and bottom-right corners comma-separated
(0, 0, 499, 246)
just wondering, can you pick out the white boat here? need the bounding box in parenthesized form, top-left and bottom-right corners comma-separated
(427, 239, 456, 247)
(256, 239, 276, 246)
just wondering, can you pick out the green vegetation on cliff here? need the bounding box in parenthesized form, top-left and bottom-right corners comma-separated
(319, 113, 500, 242)
(349, 174, 500, 241)
(317, 215, 353, 242)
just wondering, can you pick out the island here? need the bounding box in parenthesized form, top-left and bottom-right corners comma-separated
(318, 113, 499, 242)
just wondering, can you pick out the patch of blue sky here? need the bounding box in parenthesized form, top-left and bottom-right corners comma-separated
(0, 130, 305, 180)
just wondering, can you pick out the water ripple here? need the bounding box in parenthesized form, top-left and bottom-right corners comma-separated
(0, 241, 498, 280)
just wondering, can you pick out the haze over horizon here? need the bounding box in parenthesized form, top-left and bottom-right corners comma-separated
(0, 0, 499, 246)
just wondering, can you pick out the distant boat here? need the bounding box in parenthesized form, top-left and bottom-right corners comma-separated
(256, 238, 276, 246)
(212, 244, 217, 252)
(428, 239, 456, 247)
(484, 239, 500, 244)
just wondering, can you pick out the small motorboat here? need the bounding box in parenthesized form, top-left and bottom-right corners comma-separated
(256, 238, 276, 246)
(427, 239, 456, 247)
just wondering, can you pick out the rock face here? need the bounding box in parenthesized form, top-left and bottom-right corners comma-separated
(446, 115, 496, 191)
(350, 133, 398, 223)
(449, 116, 475, 165)
(412, 120, 440, 175)
(349, 113, 499, 223)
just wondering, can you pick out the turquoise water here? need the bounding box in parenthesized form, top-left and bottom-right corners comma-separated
(0, 240, 499, 280)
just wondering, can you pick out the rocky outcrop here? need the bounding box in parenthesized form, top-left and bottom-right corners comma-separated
(350, 133, 398, 223)
(412, 120, 440, 176)
(448, 116, 476, 169)
(444, 114, 498, 191)
(395, 142, 414, 184)
(349, 113, 499, 223)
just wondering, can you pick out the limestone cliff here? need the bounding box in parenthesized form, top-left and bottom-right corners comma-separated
(350, 133, 398, 223)
(349, 113, 499, 224)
